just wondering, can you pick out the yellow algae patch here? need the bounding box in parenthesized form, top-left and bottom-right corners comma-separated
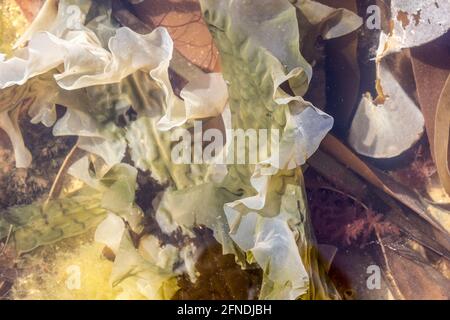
(0, 0, 28, 56)
(11, 233, 143, 300)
